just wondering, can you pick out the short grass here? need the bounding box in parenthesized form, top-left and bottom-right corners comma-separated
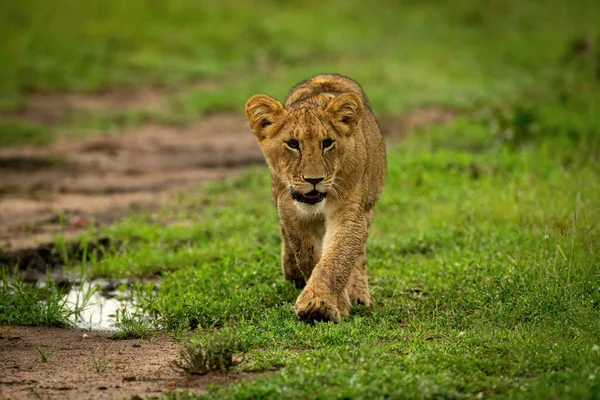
(1, 0, 599, 144)
(0, 120, 52, 147)
(47, 65, 597, 397)
(0, 271, 87, 327)
(111, 308, 154, 340)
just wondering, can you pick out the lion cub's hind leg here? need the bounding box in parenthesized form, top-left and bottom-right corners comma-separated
(347, 249, 372, 306)
(280, 226, 306, 289)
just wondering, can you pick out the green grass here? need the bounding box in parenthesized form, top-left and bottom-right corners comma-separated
(43, 64, 596, 397)
(0, 120, 52, 146)
(1, 0, 599, 143)
(0, 271, 88, 327)
(34, 345, 53, 362)
(112, 308, 154, 340)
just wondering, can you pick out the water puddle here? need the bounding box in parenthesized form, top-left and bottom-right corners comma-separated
(2, 237, 157, 331)
(66, 280, 134, 331)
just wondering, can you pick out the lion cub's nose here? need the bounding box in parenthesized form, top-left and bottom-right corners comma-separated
(304, 177, 324, 185)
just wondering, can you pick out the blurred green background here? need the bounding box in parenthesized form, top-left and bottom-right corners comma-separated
(1, 0, 598, 119)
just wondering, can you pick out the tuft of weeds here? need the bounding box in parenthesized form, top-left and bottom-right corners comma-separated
(91, 351, 109, 372)
(112, 309, 154, 340)
(0, 270, 89, 327)
(34, 345, 53, 362)
(171, 329, 240, 375)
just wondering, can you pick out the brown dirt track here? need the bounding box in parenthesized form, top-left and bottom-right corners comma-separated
(0, 115, 264, 251)
(0, 326, 258, 399)
(0, 108, 453, 253)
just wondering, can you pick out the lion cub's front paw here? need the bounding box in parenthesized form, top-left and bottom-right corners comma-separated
(294, 287, 349, 323)
(294, 288, 339, 323)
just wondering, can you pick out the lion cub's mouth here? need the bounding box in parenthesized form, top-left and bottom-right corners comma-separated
(290, 188, 326, 204)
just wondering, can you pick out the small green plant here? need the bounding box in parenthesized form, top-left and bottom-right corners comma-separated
(35, 345, 53, 362)
(112, 309, 154, 340)
(91, 351, 109, 372)
(171, 330, 239, 375)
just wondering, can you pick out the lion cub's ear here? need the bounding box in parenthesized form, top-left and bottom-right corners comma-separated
(245, 94, 284, 141)
(325, 93, 364, 135)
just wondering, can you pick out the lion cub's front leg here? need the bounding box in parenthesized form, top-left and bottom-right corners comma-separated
(294, 208, 371, 323)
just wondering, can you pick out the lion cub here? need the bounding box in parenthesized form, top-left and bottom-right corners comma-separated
(245, 74, 386, 322)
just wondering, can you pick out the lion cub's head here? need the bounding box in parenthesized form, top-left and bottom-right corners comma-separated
(245, 93, 364, 205)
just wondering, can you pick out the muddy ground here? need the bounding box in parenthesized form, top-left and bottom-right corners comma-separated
(0, 326, 258, 399)
(0, 89, 454, 399)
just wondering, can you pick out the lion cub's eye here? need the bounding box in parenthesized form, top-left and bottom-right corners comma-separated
(286, 139, 300, 150)
(322, 138, 334, 149)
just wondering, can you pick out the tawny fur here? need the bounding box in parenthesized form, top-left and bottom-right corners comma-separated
(245, 74, 386, 323)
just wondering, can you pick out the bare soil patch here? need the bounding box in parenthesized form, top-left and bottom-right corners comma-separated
(378, 107, 455, 140)
(0, 326, 257, 400)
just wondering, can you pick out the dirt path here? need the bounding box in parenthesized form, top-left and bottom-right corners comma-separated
(0, 326, 257, 399)
(0, 115, 264, 251)
(0, 108, 454, 254)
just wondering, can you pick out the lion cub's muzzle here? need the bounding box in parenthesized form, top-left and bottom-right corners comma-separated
(290, 187, 326, 204)
(289, 177, 331, 204)
(290, 188, 327, 204)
